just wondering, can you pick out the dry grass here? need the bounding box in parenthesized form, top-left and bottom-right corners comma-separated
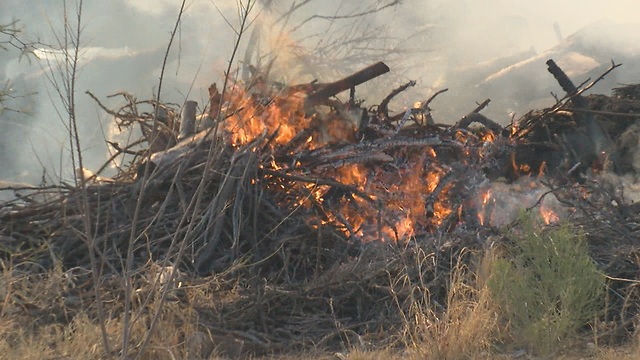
(401, 248, 499, 359)
(1, 243, 639, 360)
(0, 263, 243, 360)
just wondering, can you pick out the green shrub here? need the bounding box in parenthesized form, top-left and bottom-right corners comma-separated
(488, 213, 605, 356)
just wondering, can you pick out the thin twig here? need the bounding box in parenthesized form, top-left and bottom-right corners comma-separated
(127, 0, 188, 357)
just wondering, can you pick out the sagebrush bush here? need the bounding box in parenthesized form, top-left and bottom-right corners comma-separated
(488, 213, 605, 356)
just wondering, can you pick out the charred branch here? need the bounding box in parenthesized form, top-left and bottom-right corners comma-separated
(456, 112, 503, 133)
(305, 62, 390, 105)
(377, 80, 416, 118)
(546, 59, 614, 167)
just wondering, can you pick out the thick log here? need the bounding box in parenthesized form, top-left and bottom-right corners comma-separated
(179, 100, 198, 140)
(149, 128, 212, 170)
(305, 62, 390, 105)
(148, 106, 175, 153)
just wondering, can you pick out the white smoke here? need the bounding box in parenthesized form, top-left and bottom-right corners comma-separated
(1, 0, 640, 187)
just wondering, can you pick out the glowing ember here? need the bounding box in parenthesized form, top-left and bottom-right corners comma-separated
(481, 130, 496, 142)
(538, 161, 547, 178)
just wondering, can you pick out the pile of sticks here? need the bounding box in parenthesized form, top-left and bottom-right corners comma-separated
(3, 58, 640, 352)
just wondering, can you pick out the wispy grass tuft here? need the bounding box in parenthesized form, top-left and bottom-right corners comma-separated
(399, 248, 500, 360)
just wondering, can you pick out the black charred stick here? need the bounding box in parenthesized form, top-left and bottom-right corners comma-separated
(546, 59, 580, 97)
(306, 62, 390, 105)
(378, 80, 417, 118)
(456, 113, 503, 133)
(420, 88, 449, 110)
(546, 59, 614, 168)
(470, 99, 491, 114)
(453, 99, 500, 133)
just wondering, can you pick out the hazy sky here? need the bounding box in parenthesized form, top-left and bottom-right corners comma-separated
(1, 0, 639, 184)
(424, 0, 640, 50)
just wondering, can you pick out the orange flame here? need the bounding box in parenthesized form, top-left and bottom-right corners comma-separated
(539, 206, 560, 225)
(477, 189, 492, 226)
(481, 130, 496, 142)
(218, 80, 539, 242)
(224, 87, 311, 146)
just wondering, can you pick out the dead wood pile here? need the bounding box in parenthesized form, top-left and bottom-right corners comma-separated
(2, 60, 640, 353)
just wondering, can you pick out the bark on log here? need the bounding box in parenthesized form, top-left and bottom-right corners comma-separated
(148, 106, 174, 153)
(305, 62, 390, 105)
(179, 100, 197, 140)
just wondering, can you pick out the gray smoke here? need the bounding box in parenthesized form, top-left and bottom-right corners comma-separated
(1, 0, 639, 187)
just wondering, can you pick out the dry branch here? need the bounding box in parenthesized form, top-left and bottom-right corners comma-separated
(305, 61, 390, 105)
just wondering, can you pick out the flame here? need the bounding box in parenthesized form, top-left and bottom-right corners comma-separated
(538, 161, 547, 178)
(539, 205, 560, 225)
(218, 79, 561, 242)
(481, 130, 496, 142)
(519, 163, 531, 172)
(477, 189, 493, 226)
(325, 157, 452, 240)
(509, 119, 520, 137)
(224, 86, 311, 146)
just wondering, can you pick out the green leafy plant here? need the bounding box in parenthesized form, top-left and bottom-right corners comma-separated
(488, 213, 605, 356)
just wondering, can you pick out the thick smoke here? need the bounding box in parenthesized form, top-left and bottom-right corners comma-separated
(1, 0, 639, 187)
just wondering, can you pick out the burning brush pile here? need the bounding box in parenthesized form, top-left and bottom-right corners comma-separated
(3, 59, 640, 355)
